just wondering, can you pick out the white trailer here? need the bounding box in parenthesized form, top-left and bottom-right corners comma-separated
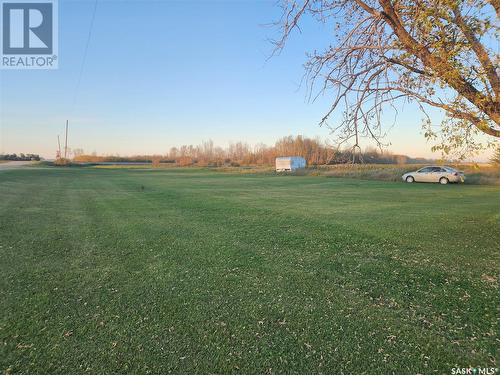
(275, 156, 306, 172)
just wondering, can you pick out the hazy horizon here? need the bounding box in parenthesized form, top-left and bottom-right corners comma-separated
(6, 134, 476, 162)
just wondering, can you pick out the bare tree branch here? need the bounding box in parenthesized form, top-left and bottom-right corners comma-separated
(273, 0, 500, 157)
(452, 6, 500, 100)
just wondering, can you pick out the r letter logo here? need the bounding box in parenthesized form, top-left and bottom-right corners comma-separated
(1, 0, 58, 69)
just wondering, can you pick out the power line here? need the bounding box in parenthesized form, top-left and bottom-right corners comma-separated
(64, 0, 98, 160)
(71, 0, 98, 112)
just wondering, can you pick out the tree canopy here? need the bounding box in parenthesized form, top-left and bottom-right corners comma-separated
(274, 0, 500, 158)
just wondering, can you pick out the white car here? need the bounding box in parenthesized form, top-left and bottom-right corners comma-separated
(402, 166, 465, 184)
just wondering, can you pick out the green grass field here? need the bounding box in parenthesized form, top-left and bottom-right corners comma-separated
(1, 168, 499, 374)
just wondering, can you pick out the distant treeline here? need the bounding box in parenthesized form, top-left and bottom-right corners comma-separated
(73, 136, 434, 166)
(0, 153, 40, 161)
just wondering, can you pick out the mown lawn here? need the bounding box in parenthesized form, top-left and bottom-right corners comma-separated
(1, 168, 499, 374)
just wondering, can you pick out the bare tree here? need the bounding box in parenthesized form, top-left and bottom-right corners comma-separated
(491, 146, 500, 164)
(273, 0, 500, 158)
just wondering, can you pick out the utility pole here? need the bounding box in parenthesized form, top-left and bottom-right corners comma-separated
(57, 135, 61, 159)
(64, 120, 69, 159)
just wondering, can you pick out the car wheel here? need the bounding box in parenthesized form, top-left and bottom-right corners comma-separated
(439, 177, 449, 185)
(406, 176, 415, 183)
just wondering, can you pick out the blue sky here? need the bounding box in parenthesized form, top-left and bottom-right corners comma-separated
(0, 0, 489, 159)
